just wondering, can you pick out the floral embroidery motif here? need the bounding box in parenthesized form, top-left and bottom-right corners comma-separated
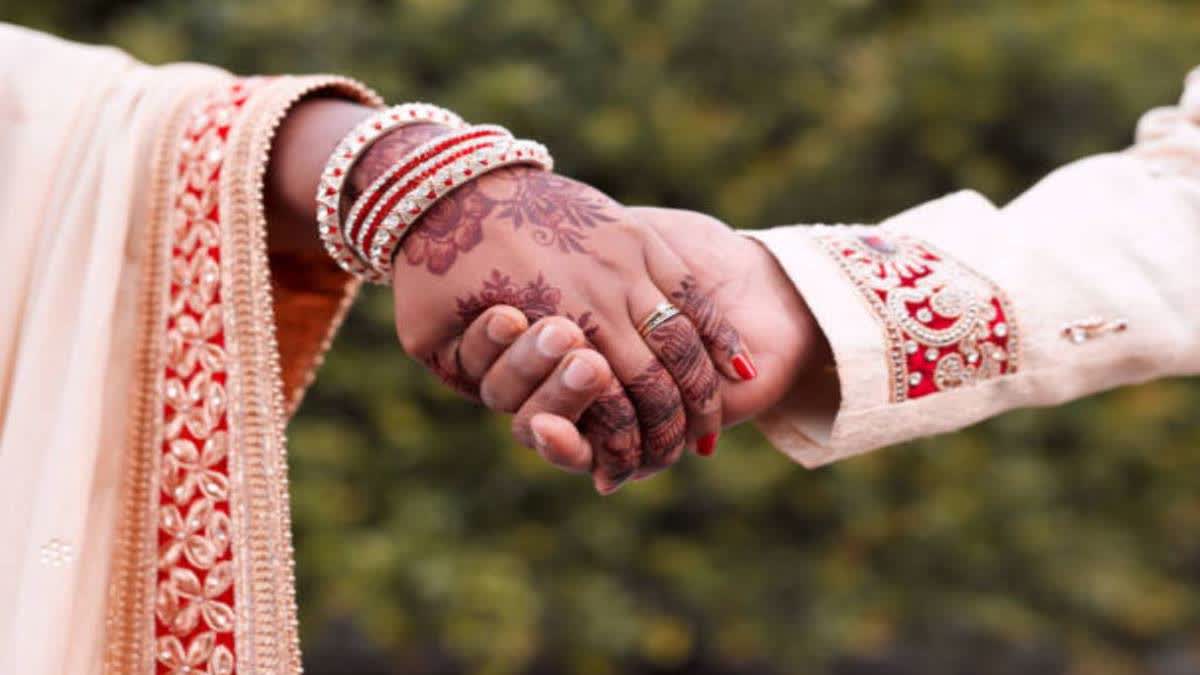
(154, 78, 265, 675)
(817, 230, 1019, 402)
(39, 538, 73, 568)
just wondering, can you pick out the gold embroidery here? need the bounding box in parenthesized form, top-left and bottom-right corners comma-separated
(105, 74, 224, 675)
(106, 74, 382, 675)
(38, 538, 73, 568)
(816, 229, 1020, 403)
(152, 77, 260, 675)
(218, 76, 382, 673)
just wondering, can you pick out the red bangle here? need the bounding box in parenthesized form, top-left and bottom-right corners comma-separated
(315, 103, 466, 281)
(365, 137, 553, 280)
(345, 125, 512, 257)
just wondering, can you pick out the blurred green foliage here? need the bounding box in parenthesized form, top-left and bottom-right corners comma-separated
(6, 1, 1200, 673)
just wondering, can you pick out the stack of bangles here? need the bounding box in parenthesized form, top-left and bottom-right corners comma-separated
(316, 103, 554, 283)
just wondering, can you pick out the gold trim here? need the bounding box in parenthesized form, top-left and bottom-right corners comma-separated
(105, 73, 381, 674)
(815, 228, 1021, 403)
(103, 77, 229, 675)
(220, 75, 382, 673)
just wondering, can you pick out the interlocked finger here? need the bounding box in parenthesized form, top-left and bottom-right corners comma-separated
(478, 316, 586, 413)
(639, 309, 721, 459)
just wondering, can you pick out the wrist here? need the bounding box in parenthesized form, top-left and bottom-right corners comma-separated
(742, 234, 838, 414)
(342, 122, 456, 217)
(264, 99, 462, 258)
(265, 98, 373, 254)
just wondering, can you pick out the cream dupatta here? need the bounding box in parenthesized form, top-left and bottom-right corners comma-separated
(0, 25, 380, 674)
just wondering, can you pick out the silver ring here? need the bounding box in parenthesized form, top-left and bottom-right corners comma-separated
(637, 302, 681, 338)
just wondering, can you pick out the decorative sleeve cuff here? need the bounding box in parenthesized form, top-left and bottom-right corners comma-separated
(742, 191, 1019, 467)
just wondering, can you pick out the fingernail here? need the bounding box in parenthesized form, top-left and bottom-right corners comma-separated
(562, 357, 597, 391)
(536, 325, 573, 358)
(531, 426, 547, 451)
(697, 432, 718, 457)
(487, 314, 522, 344)
(731, 353, 757, 381)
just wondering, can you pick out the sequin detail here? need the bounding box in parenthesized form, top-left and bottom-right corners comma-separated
(817, 230, 1020, 402)
(155, 79, 265, 675)
(39, 538, 73, 567)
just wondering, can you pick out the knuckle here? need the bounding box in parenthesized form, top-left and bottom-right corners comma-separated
(509, 415, 534, 449)
(568, 350, 611, 389)
(534, 386, 578, 416)
(659, 443, 686, 469)
(695, 389, 722, 416)
(479, 381, 516, 413)
(614, 215, 648, 242)
(397, 323, 440, 359)
(546, 316, 585, 341)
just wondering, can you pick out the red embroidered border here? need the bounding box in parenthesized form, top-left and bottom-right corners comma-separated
(817, 231, 1020, 403)
(153, 78, 266, 675)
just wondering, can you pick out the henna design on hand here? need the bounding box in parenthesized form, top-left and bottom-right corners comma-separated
(671, 275, 743, 358)
(400, 167, 619, 275)
(454, 269, 599, 341)
(647, 318, 719, 405)
(495, 170, 618, 253)
(402, 180, 494, 274)
(566, 310, 601, 344)
(580, 383, 641, 484)
(456, 269, 562, 325)
(423, 351, 478, 399)
(625, 361, 687, 468)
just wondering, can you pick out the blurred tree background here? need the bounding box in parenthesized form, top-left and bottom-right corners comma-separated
(5, 1, 1200, 673)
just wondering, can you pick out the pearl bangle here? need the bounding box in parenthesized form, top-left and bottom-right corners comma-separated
(366, 137, 554, 280)
(315, 103, 466, 279)
(345, 125, 514, 261)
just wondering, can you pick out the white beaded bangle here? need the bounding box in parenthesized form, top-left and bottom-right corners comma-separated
(345, 125, 514, 258)
(315, 103, 467, 279)
(366, 138, 554, 280)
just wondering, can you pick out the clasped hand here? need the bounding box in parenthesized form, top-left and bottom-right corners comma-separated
(381, 154, 821, 493)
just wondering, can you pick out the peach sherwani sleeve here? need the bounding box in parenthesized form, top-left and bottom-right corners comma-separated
(746, 66, 1200, 468)
(0, 24, 381, 674)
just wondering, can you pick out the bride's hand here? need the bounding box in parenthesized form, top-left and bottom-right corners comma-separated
(458, 208, 833, 475)
(382, 159, 757, 493)
(269, 107, 756, 492)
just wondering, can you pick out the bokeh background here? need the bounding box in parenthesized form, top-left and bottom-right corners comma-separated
(6, 1, 1200, 673)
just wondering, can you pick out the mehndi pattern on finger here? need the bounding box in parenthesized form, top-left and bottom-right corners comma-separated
(580, 384, 642, 487)
(670, 275, 743, 359)
(646, 318, 720, 405)
(625, 361, 688, 467)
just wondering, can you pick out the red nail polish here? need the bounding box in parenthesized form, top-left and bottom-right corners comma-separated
(731, 353, 757, 381)
(697, 433, 718, 457)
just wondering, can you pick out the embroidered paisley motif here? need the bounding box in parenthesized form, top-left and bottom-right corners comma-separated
(817, 230, 1019, 402)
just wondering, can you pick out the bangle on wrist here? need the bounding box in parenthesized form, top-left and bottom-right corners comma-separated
(365, 137, 552, 278)
(315, 103, 466, 280)
(317, 105, 555, 283)
(346, 125, 513, 259)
